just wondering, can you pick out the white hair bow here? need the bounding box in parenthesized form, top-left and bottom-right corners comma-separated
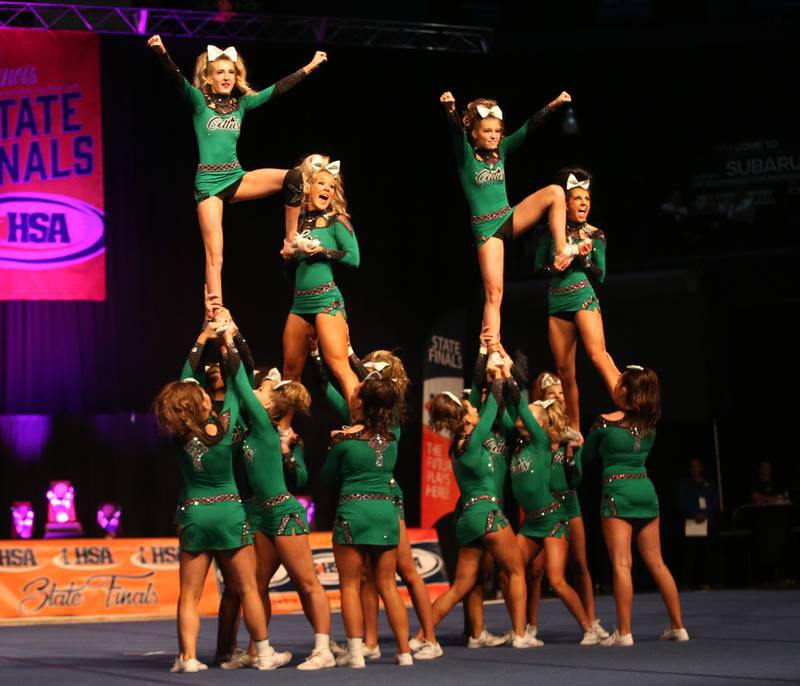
(207, 45, 237, 62)
(566, 173, 590, 191)
(266, 368, 282, 383)
(182, 377, 200, 385)
(274, 380, 292, 390)
(540, 373, 560, 390)
(477, 104, 503, 120)
(364, 361, 390, 373)
(443, 391, 462, 406)
(310, 155, 341, 176)
(626, 365, 644, 371)
(533, 399, 556, 409)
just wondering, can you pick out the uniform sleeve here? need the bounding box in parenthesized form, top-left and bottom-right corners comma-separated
(325, 216, 360, 268)
(445, 107, 468, 167)
(505, 378, 549, 445)
(581, 423, 605, 468)
(471, 379, 502, 445)
(180, 341, 205, 380)
(321, 442, 343, 486)
(499, 106, 553, 156)
(226, 342, 270, 431)
(157, 51, 205, 113)
(349, 347, 369, 381)
(566, 446, 583, 488)
(283, 441, 309, 491)
(240, 68, 307, 113)
(233, 332, 256, 384)
(469, 350, 488, 409)
(582, 233, 606, 284)
(310, 351, 351, 422)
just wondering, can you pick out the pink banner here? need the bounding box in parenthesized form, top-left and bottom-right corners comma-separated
(0, 28, 105, 300)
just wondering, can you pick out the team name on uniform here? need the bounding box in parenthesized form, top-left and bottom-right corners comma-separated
(474, 167, 505, 185)
(207, 116, 240, 131)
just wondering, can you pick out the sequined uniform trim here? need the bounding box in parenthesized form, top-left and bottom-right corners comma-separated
(295, 280, 336, 297)
(605, 472, 648, 484)
(336, 516, 354, 544)
(276, 513, 309, 535)
(548, 520, 568, 538)
(463, 495, 499, 509)
(197, 160, 242, 173)
(321, 299, 345, 317)
(526, 501, 561, 520)
(552, 488, 576, 501)
(260, 492, 292, 510)
(241, 519, 251, 544)
(471, 205, 511, 225)
(338, 493, 393, 504)
(549, 280, 591, 295)
(580, 296, 600, 311)
(369, 433, 389, 468)
(604, 495, 619, 517)
(485, 509, 509, 534)
(183, 437, 208, 472)
(181, 493, 241, 509)
(242, 441, 255, 465)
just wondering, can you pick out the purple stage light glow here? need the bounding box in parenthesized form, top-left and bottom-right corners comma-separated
(0, 415, 52, 464)
(97, 502, 121, 537)
(45, 480, 83, 538)
(295, 495, 315, 529)
(11, 501, 35, 539)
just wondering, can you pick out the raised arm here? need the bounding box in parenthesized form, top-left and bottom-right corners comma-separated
(241, 51, 327, 112)
(500, 91, 571, 155)
(440, 91, 467, 165)
(471, 378, 503, 446)
(469, 346, 488, 409)
(147, 35, 204, 111)
(225, 333, 270, 432)
(505, 377, 549, 445)
(281, 433, 309, 491)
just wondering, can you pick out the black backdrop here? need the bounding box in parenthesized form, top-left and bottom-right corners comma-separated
(2, 22, 799, 575)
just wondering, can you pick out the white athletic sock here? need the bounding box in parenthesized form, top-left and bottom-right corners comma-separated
(347, 637, 363, 655)
(314, 633, 330, 652)
(254, 639, 271, 657)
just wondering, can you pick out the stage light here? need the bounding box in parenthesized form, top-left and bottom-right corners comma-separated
(11, 502, 34, 539)
(44, 480, 84, 539)
(295, 495, 315, 530)
(562, 106, 580, 135)
(97, 503, 122, 537)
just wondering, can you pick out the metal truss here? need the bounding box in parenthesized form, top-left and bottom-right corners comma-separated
(0, 3, 491, 53)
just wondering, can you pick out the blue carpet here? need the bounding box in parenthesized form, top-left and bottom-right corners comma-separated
(1, 590, 799, 685)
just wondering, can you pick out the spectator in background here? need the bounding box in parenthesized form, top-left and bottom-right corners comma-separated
(751, 460, 788, 506)
(676, 458, 720, 589)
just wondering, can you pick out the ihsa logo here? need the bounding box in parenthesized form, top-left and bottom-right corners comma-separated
(0, 193, 104, 270)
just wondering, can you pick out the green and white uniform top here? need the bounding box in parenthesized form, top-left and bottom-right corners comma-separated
(157, 50, 307, 202)
(580, 414, 659, 519)
(290, 210, 360, 319)
(226, 343, 310, 536)
(446, 105, 554, 245)
(506, 379, 576, 540)
(535, 220, 606, 316)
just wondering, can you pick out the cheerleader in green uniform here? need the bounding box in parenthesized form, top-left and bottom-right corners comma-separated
(461, 337, 519, 647)
(504, 375, 597, 645)
(581, 366, 688, 646)
(534, 167, 620, 429)
(218, 326, 335, 670)
(282, 154, 361, 410)
(147, 35, 326, 301)
(439, 90, 573, 343)
(425, 358, 538, 648)
(525, 371, 609, 642)
(320, 365, 413, 667)
(153, 350, 287, 673)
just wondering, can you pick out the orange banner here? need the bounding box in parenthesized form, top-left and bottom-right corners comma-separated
(1, 530, 449, 623)
(0, 538, 218, 623)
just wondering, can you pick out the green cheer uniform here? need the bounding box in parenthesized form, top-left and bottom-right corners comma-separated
(157, 51, 307, 202)
(321, 425, 400, 546)
(550, 444, 582, 519)
(450, 379, 510, 547)
(506, 379, 571, 540)
(174, 365, 252, 552)
(290, 211, 360, 319)
(226, 343, 310, 536)
(580, 415, 659, 519)
(445, 105, 554, 246)
(535, 220, 606, 318)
